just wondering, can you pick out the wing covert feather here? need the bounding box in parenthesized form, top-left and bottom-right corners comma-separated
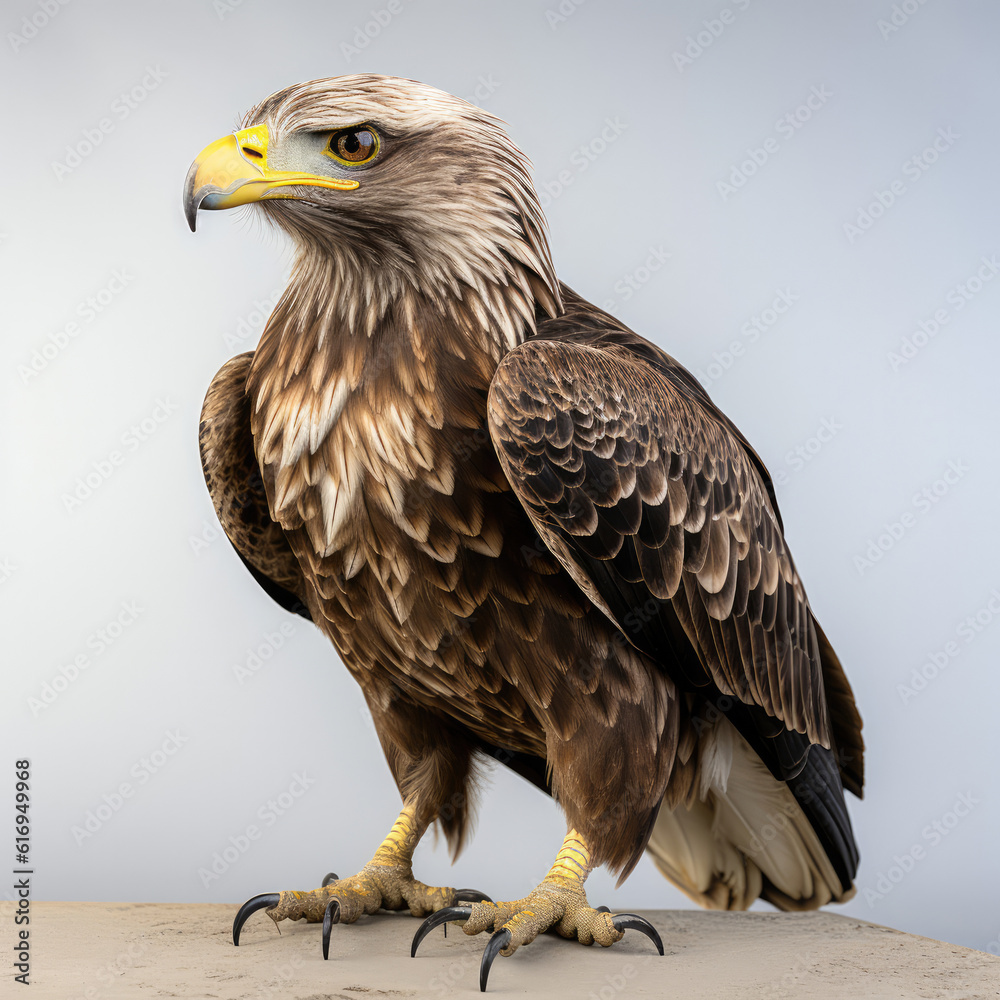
(488, 327, 847, 761)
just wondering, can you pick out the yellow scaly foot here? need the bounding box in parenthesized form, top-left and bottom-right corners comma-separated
(232, 802, 490, 958)
(411, 829, 663, 991)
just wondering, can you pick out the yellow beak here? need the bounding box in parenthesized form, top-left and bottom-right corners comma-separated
(183, 124, 359, 231)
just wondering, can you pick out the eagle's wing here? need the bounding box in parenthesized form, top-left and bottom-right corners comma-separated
(487, 295, 863, 799)
(200, 352, 312, 621)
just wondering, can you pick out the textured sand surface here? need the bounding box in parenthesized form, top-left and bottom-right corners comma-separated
(14, 902, 1000, 999)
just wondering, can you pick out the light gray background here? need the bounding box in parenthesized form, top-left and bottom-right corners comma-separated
(4, 0, 998, 961)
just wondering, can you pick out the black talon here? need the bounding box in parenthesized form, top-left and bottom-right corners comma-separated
(232, 892, 280, 946)
(411, 905, 473, 957)
(321, 872, 340, 887)
(595, 905, 610, 913)
(454, 888, 493, 904)
(610, 913, 664, 955)
(480, 928, 511, 992)
(321, 898, 341, 960)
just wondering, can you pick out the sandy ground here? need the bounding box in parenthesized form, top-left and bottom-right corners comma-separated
(10, 902, 999, 999)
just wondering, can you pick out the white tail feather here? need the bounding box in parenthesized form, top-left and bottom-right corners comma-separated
(646, 717, 854, 910)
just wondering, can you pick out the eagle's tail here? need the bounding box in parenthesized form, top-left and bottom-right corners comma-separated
(645, 717, 857, 911)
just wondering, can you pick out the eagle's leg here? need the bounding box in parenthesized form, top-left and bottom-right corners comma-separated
(413, 829, 662, 989)
(232, 801, 489, 951)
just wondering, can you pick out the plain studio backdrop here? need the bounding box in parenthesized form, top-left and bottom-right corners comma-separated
(3, 0, 998, 963)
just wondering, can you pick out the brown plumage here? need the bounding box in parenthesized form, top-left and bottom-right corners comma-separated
(191, 74, 863, 921)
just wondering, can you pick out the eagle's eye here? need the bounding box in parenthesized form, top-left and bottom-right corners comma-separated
(328, 126, 379, 165)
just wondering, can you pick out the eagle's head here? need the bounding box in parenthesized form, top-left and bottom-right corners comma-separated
(184, 74, 560, 320)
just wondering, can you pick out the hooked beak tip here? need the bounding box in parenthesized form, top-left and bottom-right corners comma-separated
(183, 161, 201, 232)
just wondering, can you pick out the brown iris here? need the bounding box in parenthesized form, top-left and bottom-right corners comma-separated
(329, 126, 379, 165)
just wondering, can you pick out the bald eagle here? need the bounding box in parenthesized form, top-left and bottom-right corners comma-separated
(185, 75, 863, 990)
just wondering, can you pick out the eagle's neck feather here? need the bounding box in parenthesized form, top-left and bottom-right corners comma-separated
(246, 254, 548, 560)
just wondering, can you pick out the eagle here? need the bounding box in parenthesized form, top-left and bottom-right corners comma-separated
(184, 74, 863, 991)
